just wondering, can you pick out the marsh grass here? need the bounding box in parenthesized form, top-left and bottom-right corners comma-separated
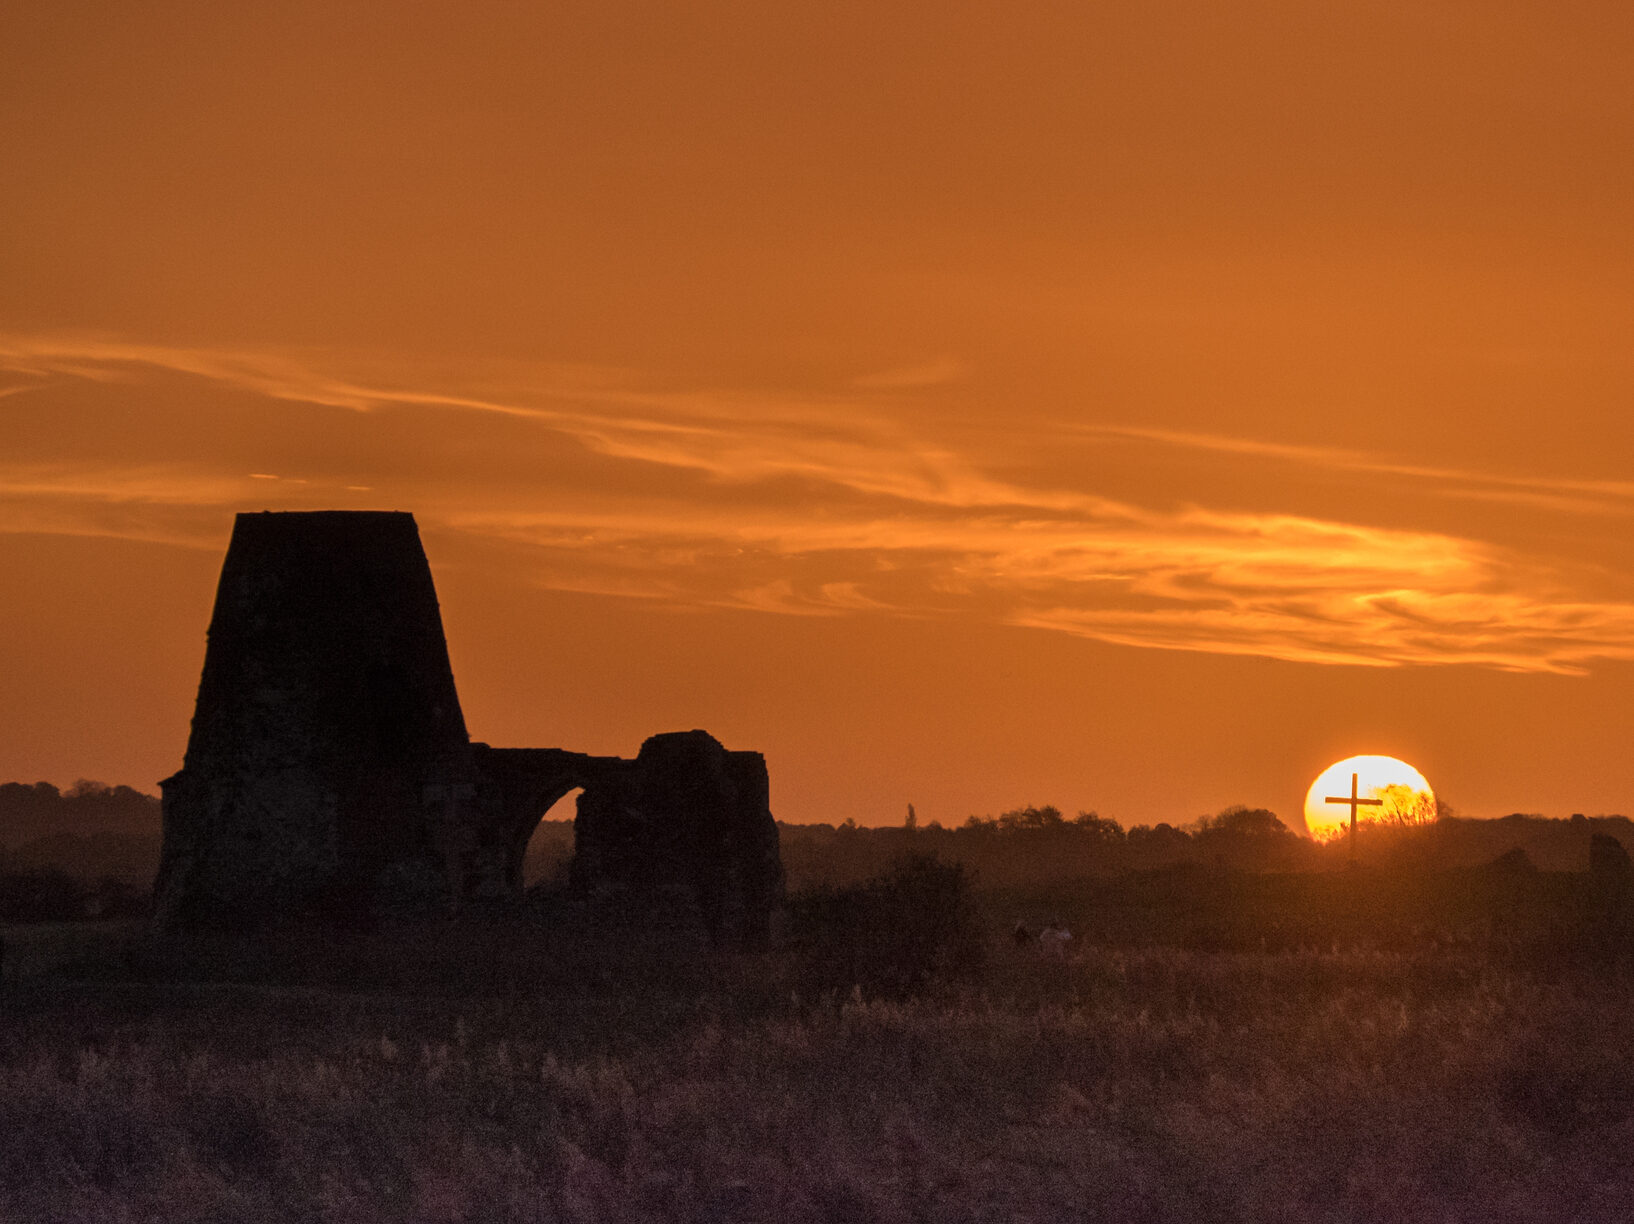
(4, 910, 1634, 1222)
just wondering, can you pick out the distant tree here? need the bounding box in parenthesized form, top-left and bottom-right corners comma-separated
(904, 804, 917, 831)
(1195, 806, 1291, 838)
(1071, 811, 1126, 843)
(997, 805, 1064, 831)
(0, 869, 84, 922)
(1190, 806, 1307, 870)
(1127, 823, 1192, 855)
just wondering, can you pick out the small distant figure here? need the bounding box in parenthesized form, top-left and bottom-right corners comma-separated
(1039, 918, 1073, 960)
(1012, 920, 1033, 948)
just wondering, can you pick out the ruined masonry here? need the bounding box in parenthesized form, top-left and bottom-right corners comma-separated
(154, 511, 782, 943)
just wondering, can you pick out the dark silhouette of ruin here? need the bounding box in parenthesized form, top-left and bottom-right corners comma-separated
(153, 511, 781, 943)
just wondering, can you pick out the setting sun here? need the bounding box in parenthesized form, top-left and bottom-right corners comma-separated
(1303, 755, 1436, 841)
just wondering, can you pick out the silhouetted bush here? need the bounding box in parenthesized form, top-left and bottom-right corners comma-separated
(785, 853, 985, 997)
(0, 869, 147, 924)
(0, 869, 84, 923)
(7, 832, 159, 889)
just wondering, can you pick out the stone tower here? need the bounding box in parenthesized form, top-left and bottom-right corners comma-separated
(154, 511, 474, 925)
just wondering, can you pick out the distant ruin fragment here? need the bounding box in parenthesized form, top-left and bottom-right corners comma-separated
(154, 511, 781, 942)
(573, 730, 782, 945)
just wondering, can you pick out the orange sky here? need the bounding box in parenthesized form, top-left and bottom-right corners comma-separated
(5, 2, 1634, 833)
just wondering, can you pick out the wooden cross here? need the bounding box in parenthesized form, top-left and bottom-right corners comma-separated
(1327, 771, 1383, 863)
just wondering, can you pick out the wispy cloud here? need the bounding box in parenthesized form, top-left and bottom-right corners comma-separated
(1079, 423, 1634, 516)
(1014, 592, 1634, 674)
(443, 503, 1634, 672)
(5, 332, 1634, 675)
(0, 334, 1087, 513)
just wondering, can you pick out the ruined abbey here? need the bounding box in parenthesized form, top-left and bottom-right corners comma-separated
(153, 511, 782, 944)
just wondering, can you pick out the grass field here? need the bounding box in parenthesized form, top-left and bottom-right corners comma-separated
(3, 902, 1634, 1223)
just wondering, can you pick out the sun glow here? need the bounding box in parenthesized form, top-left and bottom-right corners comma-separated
(1303, 755, 1436, 841)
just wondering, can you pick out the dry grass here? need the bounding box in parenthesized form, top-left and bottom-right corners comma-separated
(3, 928, 1633, 1223)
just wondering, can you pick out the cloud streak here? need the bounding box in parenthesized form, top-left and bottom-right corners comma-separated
(0, 334, 1102, 514)
(1078, 423, 1634, 517)
(4, 332, 1633, 675)
(446, 504, 1634, 672)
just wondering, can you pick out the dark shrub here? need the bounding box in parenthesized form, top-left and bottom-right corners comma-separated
(785, 853, 985, 997)
(0, 869, 84, 922)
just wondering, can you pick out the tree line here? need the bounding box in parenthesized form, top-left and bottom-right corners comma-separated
(778, 804, 1634, 890)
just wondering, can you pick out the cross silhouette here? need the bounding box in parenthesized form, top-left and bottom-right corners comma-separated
(1326, 771, 1383, 863)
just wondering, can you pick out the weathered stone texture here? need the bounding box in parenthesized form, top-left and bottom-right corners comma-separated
(154, 511, 782, 942)
(572, 731, 782, 946)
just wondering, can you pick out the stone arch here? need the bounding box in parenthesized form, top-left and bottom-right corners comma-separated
(467, 746, 624, 899)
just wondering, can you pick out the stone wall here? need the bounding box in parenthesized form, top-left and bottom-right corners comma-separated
(572, 731, 782, 947)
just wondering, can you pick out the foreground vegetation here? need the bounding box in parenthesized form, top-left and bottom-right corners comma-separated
(8, 790, 1631, 1218)
(5, 869, 1634, 1223)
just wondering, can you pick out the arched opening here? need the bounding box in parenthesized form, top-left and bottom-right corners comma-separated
(522, 787, 581, 888)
